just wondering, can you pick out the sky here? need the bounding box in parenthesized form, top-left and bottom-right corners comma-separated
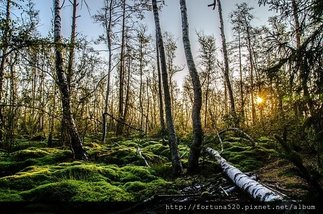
(33, 0, 275, 86)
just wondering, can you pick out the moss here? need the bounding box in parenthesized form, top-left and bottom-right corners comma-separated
(120, 165, 156, 182)
(72, 181, 133, 202)
(151, 163, 173, 178)
(12, 141, 48, 151)
(123, 178, 170, 200)
(221, 141, 278, 172)
(20, 180, 80, 201)
(0, 166, 52, 190)
(12, 148, 50, 161)
(51, 164, 107, 182)
(21, 179, 133, 202)
(142, 143, 168, 154)
(0, 189, 23, 201)
(123, 181, 147, 192)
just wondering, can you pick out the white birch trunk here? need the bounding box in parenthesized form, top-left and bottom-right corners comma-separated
(206, 147, 283, 202)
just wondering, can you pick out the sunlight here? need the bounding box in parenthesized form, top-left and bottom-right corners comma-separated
(255, 96, 264, 105)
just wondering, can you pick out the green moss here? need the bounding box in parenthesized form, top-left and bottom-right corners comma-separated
(20, 180, 80, 201)
(221, 141, 278, 172)
(12, 148, 50, 161)
(21, 179, 133, 202)
(12, 141, 48, 151)
(123, 178, 170, 200)
(120, 165, 156, 182)
(51, 164, 107, 182)
(123, 181, 147, 192)
(72, 181, 133, 202)
(0, 189, 23, 201)
(0, 166, 52, 190)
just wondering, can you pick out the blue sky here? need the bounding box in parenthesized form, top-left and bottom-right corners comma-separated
(34, 0, 275, 86)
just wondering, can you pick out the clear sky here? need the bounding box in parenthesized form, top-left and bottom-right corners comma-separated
(34, 0, 275, 86)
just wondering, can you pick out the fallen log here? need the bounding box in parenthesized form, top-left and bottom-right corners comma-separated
(206, 147, 283, 202)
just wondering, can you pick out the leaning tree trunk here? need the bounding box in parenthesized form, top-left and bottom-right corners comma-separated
(152, 0, 183, 176)
(206, 147, 283, 202)
(54, 0, 87, 160)
(179, 0, 204, 173)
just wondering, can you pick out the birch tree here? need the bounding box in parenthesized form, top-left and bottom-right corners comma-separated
(179, 0, 204, 173)
(152, 0, 183, 176)
(53, 0, 87, 160)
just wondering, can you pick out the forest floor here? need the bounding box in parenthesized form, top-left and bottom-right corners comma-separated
(0, 134, 321, 213)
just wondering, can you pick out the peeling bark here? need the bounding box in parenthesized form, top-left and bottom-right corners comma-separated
(206, 147, 283, 202)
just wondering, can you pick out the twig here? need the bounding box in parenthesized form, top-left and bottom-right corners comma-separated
(219, 185, 229, 196)
(136, 147, 150, 167)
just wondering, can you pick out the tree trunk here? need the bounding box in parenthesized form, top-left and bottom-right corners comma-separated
(139, 35, 144, 131)
(152, 0, 183, 176)
(246, 24, 256, 125)
(179, 0, 204, 173)
(102, 0, 114, 144)
(206, 147, 283, 202)
(67, 0, 78, 89)
(238, 31, 245, 124)
(54, 0, 87, 160)
(116, 0, 126, 135)
(0, 0, 11, 147)
(156, 40, 166, 135)
(217, 0, 237, 125)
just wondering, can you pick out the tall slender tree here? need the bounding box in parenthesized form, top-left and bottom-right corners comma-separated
(152, 0, 183, 176)
(156, 40, 166, 135)
(53, 0, 87, 160)
(101, 0, 114, 144)
(0, 0, 11, 147)
(209, 0, 237, 126)
(179, 0, 204, 173)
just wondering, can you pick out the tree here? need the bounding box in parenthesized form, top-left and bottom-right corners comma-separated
(231, 3, 256, 124)
(152, 0, 183, 176)
(197, 33, 217, 129)
(53, 0, 87, 160)
(0, 0, 11, 147)
(94, 0, 115, 143)
(179, 0, 204, 173)
(209, 0, 237, 126)
(156, 37, 166, 135)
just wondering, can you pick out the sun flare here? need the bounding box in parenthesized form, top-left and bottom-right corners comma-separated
(255, 96, 264, 105)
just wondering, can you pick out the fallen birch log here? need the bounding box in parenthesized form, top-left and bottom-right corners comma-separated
(206, 147, 283, 202)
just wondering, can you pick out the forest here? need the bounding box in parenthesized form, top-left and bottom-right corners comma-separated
(0, 0, 322, 213)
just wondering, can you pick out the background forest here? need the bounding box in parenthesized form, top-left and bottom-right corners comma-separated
(0, 0, 322, 211)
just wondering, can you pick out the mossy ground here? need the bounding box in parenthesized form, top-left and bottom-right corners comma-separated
(0, 136, 319, 202)
(0, 139, 180, 202)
